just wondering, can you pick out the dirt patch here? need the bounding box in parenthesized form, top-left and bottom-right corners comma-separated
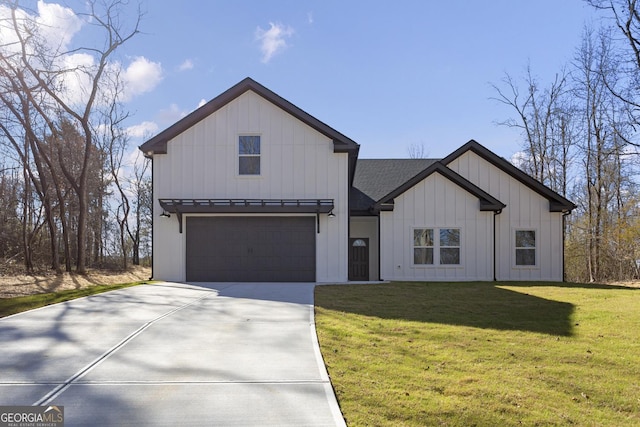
(605, 280, 640, 288)
(0, 265, 152, 298)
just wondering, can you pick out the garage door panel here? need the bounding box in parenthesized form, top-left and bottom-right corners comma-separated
(186, 217, 315, 282)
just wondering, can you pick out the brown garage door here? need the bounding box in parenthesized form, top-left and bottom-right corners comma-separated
(186, 216, 316, 282)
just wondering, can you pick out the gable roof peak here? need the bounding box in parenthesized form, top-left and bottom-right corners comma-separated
(443, 139, 576, 213)
(139, 77, 359, 158)
(367, 160, 505, 213)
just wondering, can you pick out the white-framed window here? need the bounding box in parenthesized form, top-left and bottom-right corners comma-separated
(238, 135, 260, 175)
(413, 227, 461, 265)
(515, 229, 536, 266)
(439, 228, 460, 265)
(413, 229, 434, 265)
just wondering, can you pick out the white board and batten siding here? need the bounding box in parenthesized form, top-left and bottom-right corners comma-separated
(380, 172, 494, 281)
(153, 90, 349, 282)
(447, 151, 564, 281)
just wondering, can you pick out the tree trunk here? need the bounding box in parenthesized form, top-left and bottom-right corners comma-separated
(21, 170, 33, 273)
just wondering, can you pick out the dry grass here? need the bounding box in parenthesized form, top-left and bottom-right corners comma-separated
(0, 265, 151, 298)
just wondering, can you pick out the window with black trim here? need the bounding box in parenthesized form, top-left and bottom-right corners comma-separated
(239, 135, 260, 175)
(515, 230, 536, 266)
(413, 228, 461, 265)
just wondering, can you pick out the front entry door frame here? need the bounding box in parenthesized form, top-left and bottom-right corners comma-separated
(349, 237, 370, 281)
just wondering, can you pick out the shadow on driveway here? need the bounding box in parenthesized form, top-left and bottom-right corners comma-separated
(0, 282, 344, 426)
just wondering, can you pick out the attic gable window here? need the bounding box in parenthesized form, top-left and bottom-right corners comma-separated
(239, 135, 261, 175)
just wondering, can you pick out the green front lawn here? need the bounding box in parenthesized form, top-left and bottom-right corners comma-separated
(315, 282, 640, 426)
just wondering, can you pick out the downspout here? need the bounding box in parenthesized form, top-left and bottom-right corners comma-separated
(377, 211, 382, 281)
(493, 209, 502, 281)
(562, 211, 571, 282)
(149, 156, 154, 280)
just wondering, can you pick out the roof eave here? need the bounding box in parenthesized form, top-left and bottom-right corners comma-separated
(374, 161, 505, 212)
(550, 201, 577, 213)
(139, 77, 360, 157)
(139, 144, 167, 157)
(480, 201, 507, 212)
(443, 139, 576, 214)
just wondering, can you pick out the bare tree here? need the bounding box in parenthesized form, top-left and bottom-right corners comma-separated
(128, 153, 151, 265)
(572, 26, 634, 282)
(102, 101, 132, 268)
(0, 89, 62, 272)
(0, 166, 18, 255)
(95, 66, 151, 268)
(407, 142, 429, 159)
(586, 0, 640, 130)
(0, 0, 142, 273)
(46, 120, 104, 271)
(491, 65, 575, 196)
(492, 25, 640, 283)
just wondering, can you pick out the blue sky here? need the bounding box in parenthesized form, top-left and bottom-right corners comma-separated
(9, 1, 600, 160)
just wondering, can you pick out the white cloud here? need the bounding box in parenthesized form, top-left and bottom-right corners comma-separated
(58, 55, 162, 105)
(307, 12, 314, 24)
(621, 143, 640, 156)
(178, 59, 194, 71)
(35, 0, 83, 50)
(0, 3, 162, 107)
(152, 99, 207, 130)
(255, 22, 294, 63)
(122, 56, 163, 100)
(510, 151, 529, 169)
(0, 1, 83, 59)
(57, 52, 97, 105)
(127, 121, 159, 139)
(158, 103, 187, 125)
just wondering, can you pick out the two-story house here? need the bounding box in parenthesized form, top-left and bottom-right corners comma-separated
(139, 78, 575, 283)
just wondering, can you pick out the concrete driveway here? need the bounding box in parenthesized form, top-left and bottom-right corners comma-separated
(0, 282, 346, 426)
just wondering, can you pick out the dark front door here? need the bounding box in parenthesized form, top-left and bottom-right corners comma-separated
(349, 238, 369, 281)
(186, 216, 316, 282)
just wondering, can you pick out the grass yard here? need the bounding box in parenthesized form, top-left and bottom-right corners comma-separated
(315, 282, 640, 426)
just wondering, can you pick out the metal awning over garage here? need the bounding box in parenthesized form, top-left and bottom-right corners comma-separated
(158, 198, 334, 233)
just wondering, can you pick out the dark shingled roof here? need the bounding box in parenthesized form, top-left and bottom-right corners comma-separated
(351, 159, 438, 212)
